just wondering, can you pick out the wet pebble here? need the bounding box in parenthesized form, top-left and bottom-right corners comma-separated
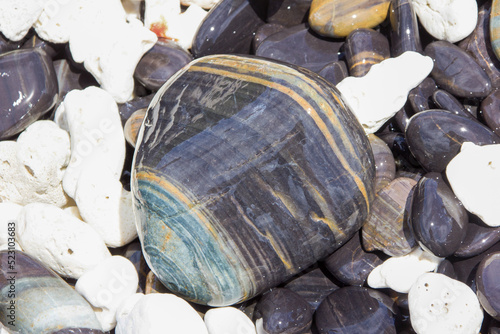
(344, 28, 390, 77)
(369, 133, 396, 193)
(476, 252, 500, 320)
(389, 0, 422, 56)
(481, 89, 500, 136)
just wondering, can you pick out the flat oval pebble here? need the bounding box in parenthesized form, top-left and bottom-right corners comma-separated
(408, 273, 483, 334)
(0, 251, 104, 333)
(314, 286, 398, 334)
(476, 252, 500, 320)
(362, 177, 417, 256)
(411, 173, 468, 257)
(406, 110, 500, 172)
(425, 41, 492, 98)
(308, 0, 391, 38)
(254, 288, 313, 334)
(389, 0, 422, 56)
(407, 77, 437, 114)
(481, 89, 500, 136)
(432, 89, 475, 120)
(455, 214, 500, 258)
(0, 49, 58, 140)
(133, 55, 375, 306)
(344, 28, 390, 77)
(369, 134, 396, 193)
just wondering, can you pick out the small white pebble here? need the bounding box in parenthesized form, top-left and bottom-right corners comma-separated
(204, 307, 256, 334)
(409, 273, 483, 334)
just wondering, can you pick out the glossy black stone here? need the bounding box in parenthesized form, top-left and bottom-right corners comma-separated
(389, 0, 422, 57)
(21, 35, 62, 59)
(255, 24, 344, 73)
(476, 252, 500, 320)
(377, 132, 422, 171)
(452, 242, 500, 286)
(267, 0, 311, 26)
(192, 0, 266, 57)
(345, 28, 390, 77)
(406, 110, 500, 172)
(0, 33, 19, 54)
(252, 23, 285, 52)
(318, 61, 348, 85)
(455, 214, 500, 258)
(369, 133, 396, 193)
(53, 59, 98, 101)
(254, 288, 313, 333)
(407, 77, 437, 114)
(432, 90, 476, 120)
(323, 232, 384, 286)
(0, 49, 58, 140)
(425, 41, 493, 98)
(411, 173, 468, 257)
(134, 38, 193, 91)
(394, 107, 412, 132)
(314, 286, 398, 334)
(284, 267, 339, 310)
(481, 89, 500, 136)
(118, 93, 154, 126)
(436, 259, 458, 280)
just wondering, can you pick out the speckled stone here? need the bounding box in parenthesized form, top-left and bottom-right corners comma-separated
(389, 0, 422, 57)
(0, 251, 104, 333)
(476, 252, 500, 320)
(481, 89, 500, 136)
(369, 134, 396, 193)
(455, 214, 500, 258)
(314, 286, 398, 334)
(132, 55, 375, 306)
(0, 49, 58, 140)
(345, 28, 390, 77)
(406, 110, 500, 172)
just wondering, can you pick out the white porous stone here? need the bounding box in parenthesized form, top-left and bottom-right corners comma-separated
(412, 0, 478, 43)
(76, 256, 139, 332)
(204, 307, 256, 334)
(16, 203, 111, 279)
(145, 0, 207, 50)
(0, 121, 71, 207)
(0, 203, 23, 251)
(115, 294, 208, 334)
(75, 167, 137, 248)
(0, 0, 43, 41)
(368, 247, 443, 293)
(446, 142, 500, 227)
(409, 273, 483, 334)
(180, 0, 220, 9)
(336, 51, 433, 134)
(34, 1, 80, 43)
(63, 206, 83, 221)
(115, 293, 145, 323)
(55, 87, 125, 199)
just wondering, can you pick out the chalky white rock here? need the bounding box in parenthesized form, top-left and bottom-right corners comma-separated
(0, 121, 71, 207)
(181, 0, 221, 9)
(0, 0, 43, 41)
(34, 1, 80, 43)
(76, 256, 139, 332)
(412, 0, 478, 43)
(204, 307, 256, 334)
(336, 51, 434, 134)
(0, 203, 23, 251)
(115, 293, 145, 323)
(368, 247, 443, 293)
(115, 293, 208, 334)
(408, 273, 483, 334)
(446, 142, 500, 227)
(16, 203, 111, 279)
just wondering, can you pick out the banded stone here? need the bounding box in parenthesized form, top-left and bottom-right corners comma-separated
(132, 55, 375, 306)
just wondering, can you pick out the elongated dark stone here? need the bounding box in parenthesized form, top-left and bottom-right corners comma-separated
(452, 242, 500, 285)
(377, 132, 421, 171)
(455, 214, 500, 258)
(407, 77, 437, 114)
(267, 0, 311, 26)
(255, 24, 345, 73)
(0, 251, 103, 333)
(411, 173, 468, 257)
(476, 252, 500, 320)
(432, 89, 475, 120)
(481, 89, 500, 136)
(389, 0, 422, 57)
(425, 41, 493, 98)
(318, 61, 348, 85)
(252, 23, 285, 52)
(133, 55, 375, 306)
(406, 110, 500, 172)
(369, 134, 396, 193)
(345, 28, 390, 77)
(0, 49, 58, 140)
(192, 0, 266, 57)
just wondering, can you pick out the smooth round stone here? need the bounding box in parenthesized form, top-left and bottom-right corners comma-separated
(133, 55, 375, 306)
(118, 93, 154, 126)
(318, 61, 348, 85)
(432, 89, 475, 120)
(0, 49, 58, 140)
(124, 108, 147, 147)
(455, 214, 500, 258)
(362, 177, 417, 256)
(369, 133, 396, 193)
(437, 259, 458, 280)
(323, 231, 384, 286)
(267, 0, 312, 26)
(481, 89, 500, 136)
(344, 28, 390, 77)
(406, 110, 500, 172)
(283, 267, 339, 310)
(255, 24, 344, 73)
(134, 38, 192, 92)
(0, 251, 104, 333)
(389, 0, 422, 57)
(254, 288, 313, 333)
(53, 59, 98, 101)
(425, 40, 493, 98)
(407, 77, 437, 114)
(192, 0, 266, 57)
(252, 23, 285, 52)
(411, 173, 468, 257)
(308, 0, 391, 38)
(314, 286, 398, 334)
(476, 252, 500, 319)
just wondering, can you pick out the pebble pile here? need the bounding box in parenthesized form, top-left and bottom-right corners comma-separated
(0, 0, 500, 333)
